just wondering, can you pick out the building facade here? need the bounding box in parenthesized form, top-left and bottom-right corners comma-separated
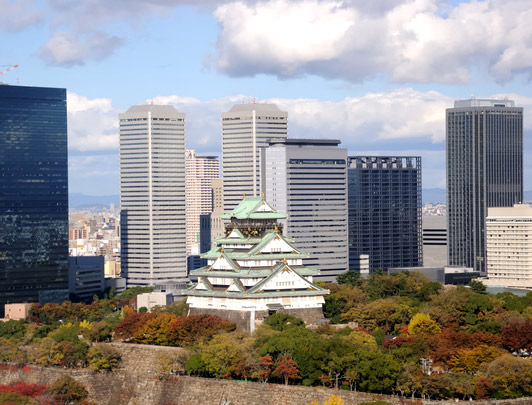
(222, 103, 287, 212)
(447, 99, 523, 274)
(186, 197, 328, 331)
(210, 178, 225, 246)
(0, 85, 69, 317)
(68, 256, 105, 301)
(185, 150, 219, 256)
(119, 105, 187, 286)
(348, 156, 422, 272)
(261, 139, 348, 282)
(485, 204, 532, 289)
(422, 215, 448, 268)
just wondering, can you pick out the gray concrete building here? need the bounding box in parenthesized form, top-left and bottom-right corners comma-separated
(447, 99, 523, 274)
(261, 139, 348, 282)
(119, 105, 187, 286)
(422, 215, 447, 268)
(222, 103, 287, 212)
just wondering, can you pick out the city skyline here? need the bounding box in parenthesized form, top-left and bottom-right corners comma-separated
(2, 1, 531, 196)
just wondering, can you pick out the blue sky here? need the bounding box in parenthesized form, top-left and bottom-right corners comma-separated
(2, 0, 532, 195)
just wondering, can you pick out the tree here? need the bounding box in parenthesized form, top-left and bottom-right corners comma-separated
(408, 313, 441, 336)
(254, 355, 274, 383)
(235, 355, 260, 382)
(263, 313, 305, 331)
(336, 270, 362, 287)
(273, 354, 300, 385)
(200, 334, 244, 378)
(47, 375, 88, 404)
(113, 312, 157, 341)
(449, 345, 505, 374)
(480, 354, 532, 398)
(468, 280, 487, 294)
(311, 394, 344, 405)
(345, 330, 378, 351)
(501, 320, 532, 352)
(119, 286, 154, 299)
(356, 352, 400, 394)
(133, 313, 177, 345)
(185, 353, 207, 376)
(155, 350, 190, 379)
(87, 343, 121, 371)
(168, 314, 236, 346)
(151, 299, 189, 317)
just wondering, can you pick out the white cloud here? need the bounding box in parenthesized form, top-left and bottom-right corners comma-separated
(213, 0, 532, 83)
(0, 0, 43, 31)
(41, 31, 123, 66)
(67, 92, 120, 151)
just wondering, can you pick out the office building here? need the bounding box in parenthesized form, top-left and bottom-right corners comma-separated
(262, 139, 348, 281)
(422, 215, 447, 268)
(68, 256, 105, 301)
(0, 85, 69, 317)
(119, 105, 187, 286)
(210, 178, 225, 245)
(447, 99, 523, 274)
(185, 150, 219, 256)
(348, 156, 422, 272)
(484, 204, 532, 289)
(186, 197, 329, 331)
(222, 103, 287, 212)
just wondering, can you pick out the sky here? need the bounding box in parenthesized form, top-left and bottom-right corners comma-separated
(1, 0, 532, 195)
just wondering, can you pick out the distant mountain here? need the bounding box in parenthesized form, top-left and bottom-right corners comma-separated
(422, 188, 446, 204)
(69, 193, 119, 209)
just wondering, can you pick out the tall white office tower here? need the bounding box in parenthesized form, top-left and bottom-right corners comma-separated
(261, 139, 349, 282)
(119, 105, 187, 287)
(185, 150, 219, 256)
(447, 99, 523, 274)
(222, 103, 287, 212)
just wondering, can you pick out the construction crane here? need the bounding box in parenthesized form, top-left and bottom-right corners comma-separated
(0, 64, 18, 77)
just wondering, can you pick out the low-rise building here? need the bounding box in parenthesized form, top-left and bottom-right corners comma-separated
(68, 256, 105, 300)
(137, 292, 173, 312)
(2, 303, 32, 321)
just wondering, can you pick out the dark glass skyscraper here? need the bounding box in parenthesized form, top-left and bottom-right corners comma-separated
(348, 156, 422, 272)
(0, 85, 69, 316)
(446, 99, 523, 274)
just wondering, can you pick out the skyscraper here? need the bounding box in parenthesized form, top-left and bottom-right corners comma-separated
(119, 105, 187, 286)
(0, 85, 69, 316)
(446, 99, 523, 274)
(348, 156, 422, 272)
(185, 150, 219, 256)
(262, 139, 348, 282)
(222, 103, 287, 212)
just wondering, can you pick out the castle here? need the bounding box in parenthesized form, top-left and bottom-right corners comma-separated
(185, 197, 329, 331)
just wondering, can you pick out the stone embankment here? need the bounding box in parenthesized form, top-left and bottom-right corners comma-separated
(0, 342, 530, 405)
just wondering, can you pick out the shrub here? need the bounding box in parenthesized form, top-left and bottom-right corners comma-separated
(47, 375, 88, 404)
(87, 343, 121, 371)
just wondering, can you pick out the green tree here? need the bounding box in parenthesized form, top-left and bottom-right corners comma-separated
(47, 375, 88, 404)
(200, 334, 245, 378)
(185, 353, 207, 376)
(263, 313, 305, 331)
(151, 299, 189, 317)
(87, 343, 121, 371)
(468, 280, 487, 294)
(356, 352, 400, 394)
(336, 270, 362, 287)
(119, 286, 154, 299)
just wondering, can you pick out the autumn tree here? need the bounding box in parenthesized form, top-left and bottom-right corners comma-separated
(479, 354, 532, 398)
(254, 355, 274, 383)
(501, 320, 532, 352)
(133, 313, 177, 345)
(408, 313, 441, 336)
(274, 354, 300, 385)
(449, 345, 505, 374)
(168, 314, 236, 346)
(47, 375, 88, 404)
(113, 312, 157, 341)
(87, 343, 121, 371)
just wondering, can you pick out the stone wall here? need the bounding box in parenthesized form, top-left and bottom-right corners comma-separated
(2, 365, 532, 405)
(2, 343, 532, 405)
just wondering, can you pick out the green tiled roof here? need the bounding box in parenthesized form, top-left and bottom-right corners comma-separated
(202, 250, 308, 260)
(247, 262, 327, 294)
(220, 197, 287, 220)
(190, 266, 319, 277)
(184, 289, 329, 298)
(248, 231, 301, 255)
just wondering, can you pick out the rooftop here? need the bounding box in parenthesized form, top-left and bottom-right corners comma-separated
(220, 197, 287, 220)
(268, 138, 341, 146)
(226, 103, 285, 113)
(453, 98, 515, 108)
